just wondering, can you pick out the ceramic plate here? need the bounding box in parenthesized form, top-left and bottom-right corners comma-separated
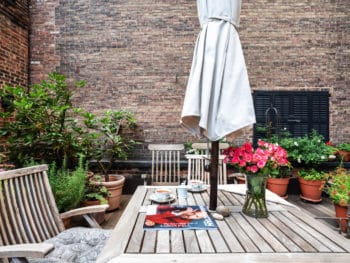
(188, 185, 208, 193)
(150, 193, 176, 203)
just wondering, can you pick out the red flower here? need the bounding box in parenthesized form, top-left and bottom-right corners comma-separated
(224, 140, 290, 176)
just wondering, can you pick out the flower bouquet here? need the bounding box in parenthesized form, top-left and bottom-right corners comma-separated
(223, 140, 290, 218)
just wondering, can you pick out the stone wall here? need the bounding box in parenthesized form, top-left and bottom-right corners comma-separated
(27, 0, 349, 158)
(0, 0, 29, 88)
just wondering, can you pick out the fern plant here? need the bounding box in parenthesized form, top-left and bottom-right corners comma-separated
(48, 158, 86, 212)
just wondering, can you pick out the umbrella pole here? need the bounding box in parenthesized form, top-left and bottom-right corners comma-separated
(209, 140, 219, 211)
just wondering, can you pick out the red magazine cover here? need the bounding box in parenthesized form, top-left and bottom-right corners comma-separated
(143, 205, 217, 230)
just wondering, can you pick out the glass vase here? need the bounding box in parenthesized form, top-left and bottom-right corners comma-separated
(242, 174, 268, 218)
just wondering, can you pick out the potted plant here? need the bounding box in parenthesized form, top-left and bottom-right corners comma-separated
(325, 167, 350, 232)
(90, 110, 137, 211)
(224, 140, 290, 218)
(80, 175, 109, 224)
(270, 130, 334, 167)
(48, 158, 86, 228)
(298, 168, 328, 203)
(336, 143, 350, 162)
(82, 176, 109, 205)
(266, 166, 292, 199)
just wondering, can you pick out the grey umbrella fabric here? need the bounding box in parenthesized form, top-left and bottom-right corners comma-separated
(181, 0, 256, 141)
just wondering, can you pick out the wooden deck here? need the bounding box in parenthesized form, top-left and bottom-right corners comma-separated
(97, 186, 350, 263)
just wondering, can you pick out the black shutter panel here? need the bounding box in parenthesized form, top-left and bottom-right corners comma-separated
(253, 91, 329, 144)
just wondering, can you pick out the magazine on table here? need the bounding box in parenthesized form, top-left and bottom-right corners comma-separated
(143, 205, 217, 230)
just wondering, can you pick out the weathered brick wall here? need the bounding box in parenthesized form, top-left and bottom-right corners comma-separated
(0, 0, 29, 88)
(28, 0, 349, 159)
(240, 0, 350, 144)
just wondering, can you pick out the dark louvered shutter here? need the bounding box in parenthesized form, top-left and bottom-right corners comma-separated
(253, 91, 329, 144)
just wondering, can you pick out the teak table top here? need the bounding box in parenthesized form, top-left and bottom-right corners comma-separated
(97, 186, 350, 263)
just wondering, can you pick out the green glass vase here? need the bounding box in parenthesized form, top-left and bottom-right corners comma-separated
(242, 174, 268, 218)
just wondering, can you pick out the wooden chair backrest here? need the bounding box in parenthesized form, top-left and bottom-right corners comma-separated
(0, 165, 64, 246)
(185, 154, 227, 185)
(191, 142, 229, 155)
(148, 144, 184, 185)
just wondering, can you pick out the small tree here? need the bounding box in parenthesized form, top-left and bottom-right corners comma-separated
(0, 72, 97, 168)
(93, 110, 138, 182)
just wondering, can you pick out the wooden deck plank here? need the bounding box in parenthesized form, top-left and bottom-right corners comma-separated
(126, 213, 145, 253)
(171, 231, 185, 253)
(225, 215, 259, 252)
(142, 231, 157, 253)
(287, 195, 338, 228)
(207, 226, 230, 253)
(156, 230, 170, 253)
(289, 208, 350, 252)
(110, 253, 350, 263)
(276, 212, 331, 252)
(192, 191, 228, 252)
(221, 191, 242, 206)
(183, 230, 200, 253)
(200, 191, 212, 206)
(195, 230, 215, 253)
(257, 217, 303, 252)
(244, 215, 289, 252)
(186, 191, 197, 206)
(232, 213, 274, 252)
(216, 219, 245, 252)
(97, 187, 147, 263)
(286, 210, 345, 252)
(268, 213, 317, 252)
(217, 190, 234, 206)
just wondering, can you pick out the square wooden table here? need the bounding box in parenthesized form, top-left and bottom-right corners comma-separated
(97, 185, 350, 263)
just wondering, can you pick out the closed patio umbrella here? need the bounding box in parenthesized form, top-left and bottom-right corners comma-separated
(181, 0, 256, 210)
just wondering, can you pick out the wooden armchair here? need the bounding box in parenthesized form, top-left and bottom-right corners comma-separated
(148, 144, 185, 185)
(191, 142, 229, 155)
(0, 165, 110, 263)
(185, 154, 228, 185)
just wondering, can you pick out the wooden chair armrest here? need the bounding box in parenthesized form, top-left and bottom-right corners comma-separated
(0, 243, 54, 259)
(60, 204, 109, 220)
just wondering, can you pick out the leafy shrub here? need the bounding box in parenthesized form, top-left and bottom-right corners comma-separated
(0, 72, 96, 168)
(48, 159, 86, 212)
(325, 167, 350, 206)
(0, 72, 138, 172)
(298, 168, 328, 181)
(266, 130, 334, 166)
(337, 143, 350, 152)
(83, 175, 109, 204)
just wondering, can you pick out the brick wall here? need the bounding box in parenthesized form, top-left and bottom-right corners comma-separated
(0, 0, 29, 88)
(28, 0, 349, 158)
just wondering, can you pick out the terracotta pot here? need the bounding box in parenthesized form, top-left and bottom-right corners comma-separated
(236, 175, 246, 184)
(62, 217, 71, 229)
(267, 177, 290, 199)
(334, 203, 348, 233)
(97, 174, 125, 211)
(298, 177, 325, 203)
(80, 199, 105, 224)
(337, 150, 350, 162)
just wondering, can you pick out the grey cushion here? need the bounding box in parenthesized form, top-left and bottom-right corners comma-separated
(29, 227, 111, 263)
